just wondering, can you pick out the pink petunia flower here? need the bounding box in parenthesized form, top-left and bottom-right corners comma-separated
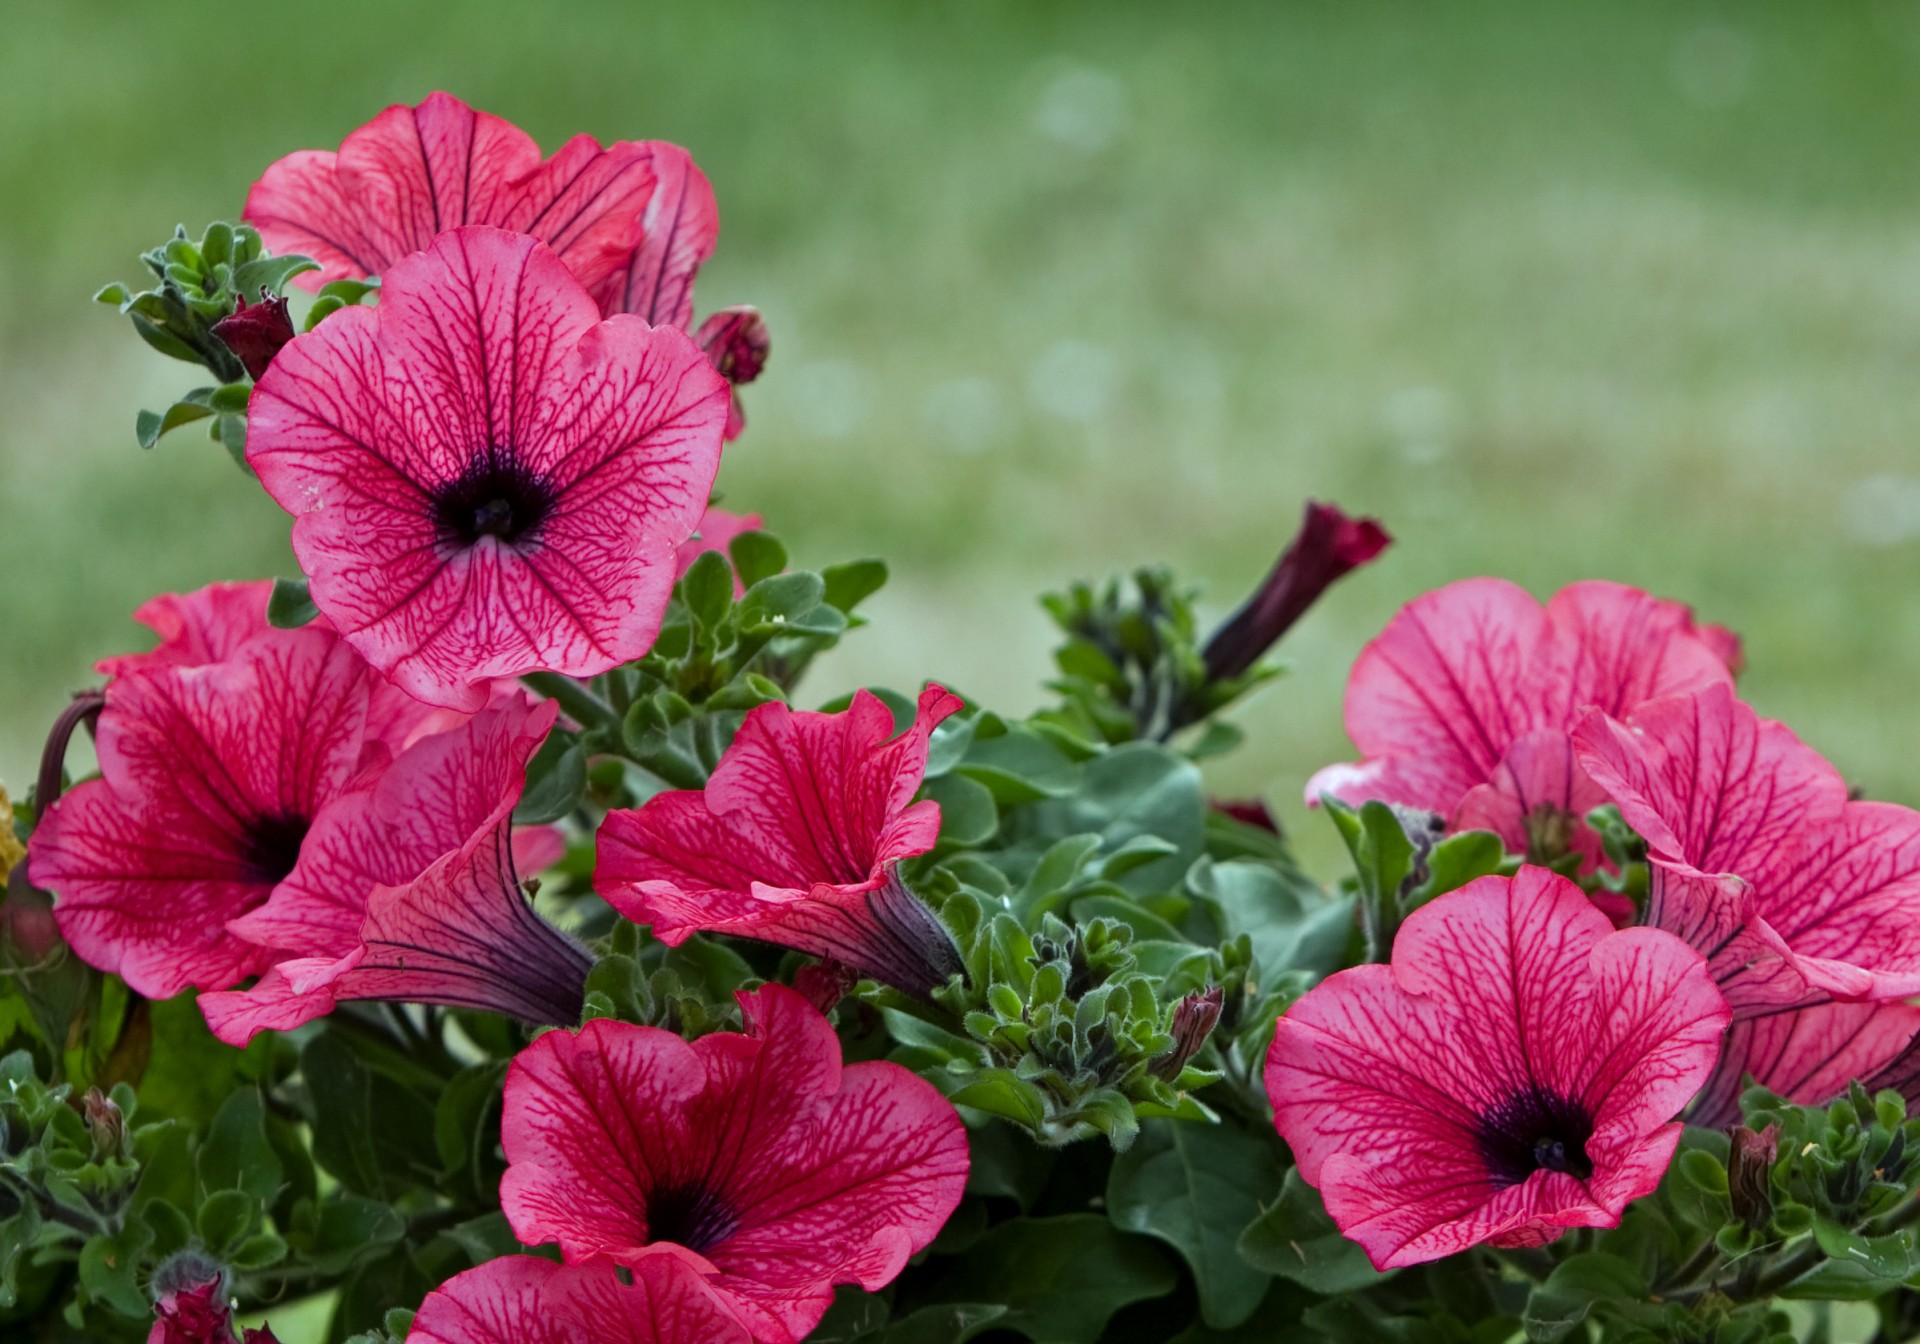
(1266, 866, 1729, 1269)
(1692, 1001, 1920, 1128)
(247, 226, 730, 711)
(32, 622, 418, 997)
(1573, 684, 1920, 1006)
(673, 506, 764, 598)
(200, 694, 590, 1044)
(1307, 578, 1738, 872)
(409, 1255, 751, 1344)
(244, 91, 715, 325)
(498, 984, 969, 1344)
(594, 685, 965, 997)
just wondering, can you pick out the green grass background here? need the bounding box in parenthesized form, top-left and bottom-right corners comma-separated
(6, 0, 1920, 889)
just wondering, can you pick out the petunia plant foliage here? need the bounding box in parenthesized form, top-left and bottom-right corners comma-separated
(8, 91, 1920, 1344)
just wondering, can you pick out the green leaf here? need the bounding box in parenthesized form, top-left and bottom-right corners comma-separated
(963, 1122, 1057, 1211)
(197, 1187, 257, 1251)
(955, 727, 1079, 805)
(922, 1213, 1177, 1344)
(944, 1069, 1051, 1131)
(728, 530, 787, 588)
(1415, 829, 1505, 904)
(925, 773, 999, 848)
(198, 1089, 282, 1210)
(515, 738, 587, 824)
(78, 1223, 153, 1317)
(1519, 1251, 1647, 1341)
(738, 570, 828, 630)
(135, 394, 215, 449)
(231, 252, 319, 298)
(267, 576, 319, 629)
(1189, 858, 1353, 987)
(1108, 1118, 1281, 1329)
(1785, 1220, 1920, 1298)
(301, 1196, 406, 1275)
(1236, 1168, 1395, 1295)
(1008, 744, 1205, 895)
(301, 1032, 437, 1200)
(885, 1303, 1009, 1343)
(821, 558, 888, 613)
(680, 549, 735, 633)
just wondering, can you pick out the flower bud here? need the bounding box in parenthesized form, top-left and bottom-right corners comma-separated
(695, 306, 770, 442)
(1727, 1122, 1779, 1230)
(1210, 798, 1278, 833)
(211, 293, 296, 381)
(83, 1087, 126, 1159)
(1202, 500, 1390, 682)
(1150, 986, 1224, 1082)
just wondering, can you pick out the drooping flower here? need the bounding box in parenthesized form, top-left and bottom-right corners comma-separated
(694, 307, 770, 441)
(1308, 578, 1738, 871)
(595, 685, 965, 996)
(245, 92, 712, 321)
(32, 623, 412, 997)
(1202, 499, 1390, 682)
(199, 693, 589, 1043)
(408, 1255, 750, 1344)
(674, 506, 764, 597)
(1266, 866, 1729, 1269)
(498, 984, 969, 1344)
(247, 226, 730, 711)
(1574, 684, 1920, 1013)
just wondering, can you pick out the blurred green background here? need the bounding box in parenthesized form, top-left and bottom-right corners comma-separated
(6, 0, 1920, 881)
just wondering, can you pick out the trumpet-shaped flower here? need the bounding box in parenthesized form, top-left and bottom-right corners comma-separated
(409, 1255, 749, 1344)
(200, 694, 588, 1042)
(499, 984, 969, 1344)
(247, 226, 730, 710)
(33, 625, 404, 997)
(1267, 867, 1728, 1269)
(1574, 684, 1920, 1014)
(245, 92, 716, 323)
(595, 685, 965, 996)
(1308, 579, 1736, 870)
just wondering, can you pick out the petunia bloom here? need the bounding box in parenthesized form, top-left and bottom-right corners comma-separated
(1202, 499, 1390, 682)
(32, 621, 415, 997)
(244, 91, 714, 323)
(1574, 683, 1920, 1009)
(409, 1255, 750, 1344)
(595, 685, 965, 996)
(498, 984, 969, 1344)
(247, 226, 730, 710)
(200, 695, 590, 1044)
(1266, 866, 1729, 1269)
(1692, 1001, 1920, 1128)
(1308, 578, 1737, 872)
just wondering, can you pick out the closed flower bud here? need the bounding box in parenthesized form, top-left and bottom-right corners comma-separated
(1728, 1122, 1779, 1230)
(83, 1087, 125, 1159)
(695, 306, 770, 385)
(1151, 986, 1224, 1082)
(211, 293, 296, 381)
(1202, 500, 1390, 682)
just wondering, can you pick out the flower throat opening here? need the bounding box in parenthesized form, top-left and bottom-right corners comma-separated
(433, 457, 556, 548)
(239, 812, 310, 886)
(1476, 1088, 1595, 1187)
(643, 1180, 737, 1253)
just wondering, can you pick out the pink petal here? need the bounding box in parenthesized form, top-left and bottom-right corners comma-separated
(1534, 581, 1735, 726)
(246, 92, 659, 303)
(94, 580, 280, 679)
(248, 226, 729, 710)
(409, 1256, 750, 1344)
(674, 507, 765, 598)
(1453, 729, 1610, 867)
(599, 142, 719, 328)
(1267, 867, 1728, 1269)
(1689, 1001, 1920, 1128)
(499, 985, 967, 1343)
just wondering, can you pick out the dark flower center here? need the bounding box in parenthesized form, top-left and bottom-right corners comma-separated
(1476, 1088, 1595, 1187)
(643, 1180, 736, 1253)
(432, 456, 556, 549)
(238, 812, 310, 886)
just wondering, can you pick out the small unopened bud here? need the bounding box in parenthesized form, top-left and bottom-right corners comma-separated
(1, 874, 61, 966)
(83, 1088, 126, 1159)
(694, 306, 770, 442)
(1202, 500, 1390, 682)
(1151, 987, 1225, 1082)
(1210, 798, 1278, 833)
(793, 959, 861, 1014)
(1728, 1123, 1779, 1230)
(211, 292, 296, 381)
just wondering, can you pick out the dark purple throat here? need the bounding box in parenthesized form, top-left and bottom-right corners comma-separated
(239, 811, 311, 886)
(433, 456, 556, 549)
(1476, 1087, 1595, 1187)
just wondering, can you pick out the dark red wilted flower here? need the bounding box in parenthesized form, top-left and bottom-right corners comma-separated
(200, 695, 589, 1043)
(247, 226, 730, 711)
(695, 306, 770, 441)
(410, 1255, 750, 1344)
(1202, 500, 1389, 682)
(1267, 867, 1729, 1269)
(245, 91, 717, 325)
(211, 293, 296, 380)
(32, 620, 422, 997)
(1310, 579, 1737, 875)
(595, 685, 965, 997)
(499, 984, 969, 1344)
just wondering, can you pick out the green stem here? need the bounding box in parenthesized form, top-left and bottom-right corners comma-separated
(521, 672, 620, 732)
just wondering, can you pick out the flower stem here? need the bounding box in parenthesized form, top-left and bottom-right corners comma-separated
(521, 672, 620, 732)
